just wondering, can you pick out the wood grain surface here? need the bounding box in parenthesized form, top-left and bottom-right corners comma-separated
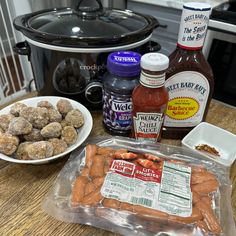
(0, 96, 236, 236)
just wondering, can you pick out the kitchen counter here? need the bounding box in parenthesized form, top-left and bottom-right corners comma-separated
(129, 0, 225, 9)
(0, 93, 236, 236)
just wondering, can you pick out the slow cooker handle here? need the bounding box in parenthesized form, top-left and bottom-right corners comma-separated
(75, 0, 103, 12)
(13, 41, 30, 57)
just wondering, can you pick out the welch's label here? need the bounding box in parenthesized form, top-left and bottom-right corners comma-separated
(103, 90, 133, 131)
(177, 3, 211, 50)
(112, 101, 132, 113)
(113, 55, 139, 63)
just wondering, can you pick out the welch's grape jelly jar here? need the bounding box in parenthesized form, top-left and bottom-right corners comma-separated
(102, 51, 141, 136)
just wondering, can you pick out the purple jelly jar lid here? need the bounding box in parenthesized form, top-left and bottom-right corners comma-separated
(107, 51, 141, 77)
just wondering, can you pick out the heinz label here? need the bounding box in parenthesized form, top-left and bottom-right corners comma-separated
(133, 112, 164, 142)
(164, 71, 210, 127)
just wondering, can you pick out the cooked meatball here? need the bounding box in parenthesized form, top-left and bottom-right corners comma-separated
(37, 101, 54, 109)
(0, 133, 19, 155)
(0, 114, 15, 131)
(20, 107, 49, 129)
(15, 142, 32, 160)
(27, 141, 54, 159)
(48, 109, 62, 123)
(8, 117, 32, 135)
(40, 122, 62, 138)
(10, 102, 27, 117)
(56, 99, 73, 116)
(19, 107, 34, 122)
(61, 126, 77, 145)
(49, 138, 68, 155)
(65, 109, 84, 128)
(60, 119, 69, 128)
(23, 128, 43, 142)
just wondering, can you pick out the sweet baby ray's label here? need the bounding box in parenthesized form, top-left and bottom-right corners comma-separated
(101, 160, 192, 217)
(177, 4, 210, 49)
(164, 71, 210, 127)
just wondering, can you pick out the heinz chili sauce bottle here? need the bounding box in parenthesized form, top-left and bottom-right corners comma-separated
(132, 53, 169, 143)
(163, 2, 214, 139)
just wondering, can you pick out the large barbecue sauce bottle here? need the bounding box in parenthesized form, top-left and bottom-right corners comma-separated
(163, 2, 214, 139)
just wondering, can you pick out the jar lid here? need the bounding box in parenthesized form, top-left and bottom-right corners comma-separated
(107, 51, 141, 77)
(141, 53, 169, 71)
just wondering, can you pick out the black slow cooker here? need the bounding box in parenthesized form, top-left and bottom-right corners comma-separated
(13, 0, 159, 110)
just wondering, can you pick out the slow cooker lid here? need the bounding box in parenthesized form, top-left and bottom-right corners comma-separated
(14, 0, 158, 48)
(29, 10, 149, 38)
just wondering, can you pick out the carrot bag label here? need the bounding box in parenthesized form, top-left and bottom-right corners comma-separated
(101, 160, 192, 217)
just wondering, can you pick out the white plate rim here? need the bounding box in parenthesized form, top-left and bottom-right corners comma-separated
(0, 96, 93, 164)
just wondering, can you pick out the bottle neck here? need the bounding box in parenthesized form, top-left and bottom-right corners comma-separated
(140, 70, 166, 88)
(177, 43, 203, 51)
(175, 44, 203, 52)
(169, 45, 205, 65)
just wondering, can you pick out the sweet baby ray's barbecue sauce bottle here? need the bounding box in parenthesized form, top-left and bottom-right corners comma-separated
(163, 2, 214, 139)
(132, 53, 169, 143)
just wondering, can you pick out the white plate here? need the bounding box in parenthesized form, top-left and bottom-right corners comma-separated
(182, 122, 236, 166)
(0, 96, 93, 164)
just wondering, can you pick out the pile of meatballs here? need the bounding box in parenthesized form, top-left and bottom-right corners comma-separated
(0, 99, 84, 160)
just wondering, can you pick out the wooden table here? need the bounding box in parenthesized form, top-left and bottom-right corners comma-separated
(1, 94, 236, 236)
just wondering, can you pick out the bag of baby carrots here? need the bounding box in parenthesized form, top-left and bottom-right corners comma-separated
(43, 137, 236, 236)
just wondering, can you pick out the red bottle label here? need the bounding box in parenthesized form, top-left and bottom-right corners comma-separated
(133, 112, 164, 143)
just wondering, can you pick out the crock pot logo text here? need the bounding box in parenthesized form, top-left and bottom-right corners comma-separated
(80, 64, 106, 71)
(112, 101, 132, 112)
(113, 56, 138, 63)
(166, 82, 206, 95)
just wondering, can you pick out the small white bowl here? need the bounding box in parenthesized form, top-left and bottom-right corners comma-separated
(182, 122, 236, 166)
(0, 96, 93, 165)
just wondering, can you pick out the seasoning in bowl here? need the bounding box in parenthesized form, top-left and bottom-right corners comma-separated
(195, 144, 220, 157)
